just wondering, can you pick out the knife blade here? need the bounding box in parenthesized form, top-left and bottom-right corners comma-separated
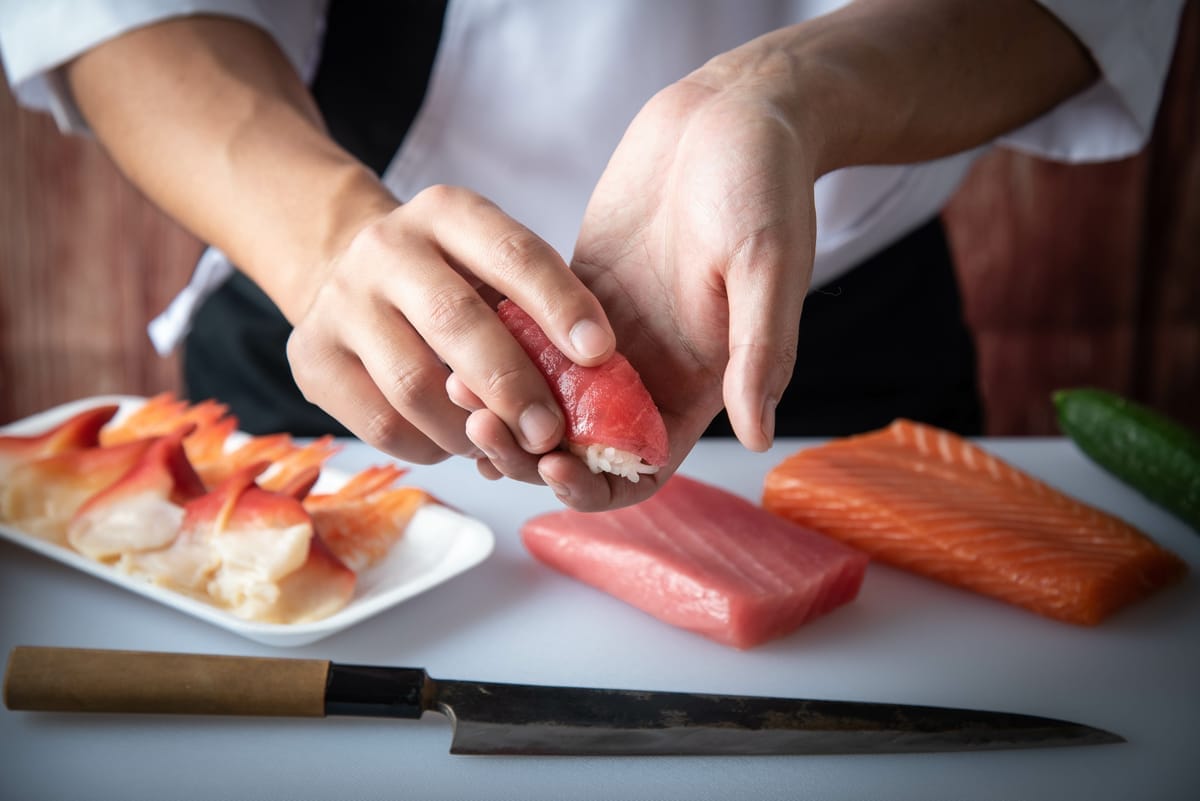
(3, 646, 1121, 756)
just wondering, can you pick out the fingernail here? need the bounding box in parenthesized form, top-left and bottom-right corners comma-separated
(466, 431, 496, 461)
(519, 403, 561, 451)
(569, 319, 610, 361)
(761, 396, 778, 446)
(541, 472, 571, 499)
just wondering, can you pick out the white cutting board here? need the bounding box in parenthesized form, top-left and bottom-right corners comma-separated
(1, 437, 1197, 801)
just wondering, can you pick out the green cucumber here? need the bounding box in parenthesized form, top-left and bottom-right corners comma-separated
(1053, 387, 1200, 531)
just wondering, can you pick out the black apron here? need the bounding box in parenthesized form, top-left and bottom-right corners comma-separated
(184, 2, 982, 439)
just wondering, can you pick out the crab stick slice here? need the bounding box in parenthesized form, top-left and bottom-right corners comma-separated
(67, 430, 207, 561)
(305, 465, 430, 572)
(0, 436, 159, 543)
(0, 404, 119, 481)
(121, 465, 265, 593)
(258, 436, 341, 497)
(100, 393, 228, 446)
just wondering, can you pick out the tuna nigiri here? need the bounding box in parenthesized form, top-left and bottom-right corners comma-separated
(762, 419, 1188, 626)
(498, 299, 668, 482)
(522, 474, 868, 648)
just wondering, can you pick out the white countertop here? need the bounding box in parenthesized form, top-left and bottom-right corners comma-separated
(2, 436, 1197, 801)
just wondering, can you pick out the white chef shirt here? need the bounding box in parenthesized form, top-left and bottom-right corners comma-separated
(0, 0, 1186, 353)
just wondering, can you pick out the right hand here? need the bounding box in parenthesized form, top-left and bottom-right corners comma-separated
(285, 184, 616, 473)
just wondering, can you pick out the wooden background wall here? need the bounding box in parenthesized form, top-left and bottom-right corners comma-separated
(2, 5, 1197, 435)
(943, 0, 1200, 435)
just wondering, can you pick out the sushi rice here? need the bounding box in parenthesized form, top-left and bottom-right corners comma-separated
(571, 443, 659, 483)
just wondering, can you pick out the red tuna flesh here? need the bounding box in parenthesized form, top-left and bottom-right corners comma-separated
(521, 474, 868, 648)
(497, 299, 668, 468)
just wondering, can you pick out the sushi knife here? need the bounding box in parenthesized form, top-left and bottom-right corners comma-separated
(3, 646, 1122, 756)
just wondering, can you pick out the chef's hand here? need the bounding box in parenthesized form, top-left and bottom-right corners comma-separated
(460, 54, 818, 509)
(286, 186, 618, 468)
(537, 71, 816, 511)
(64, 16, 618, 472)
(520, 0, 1099, 511)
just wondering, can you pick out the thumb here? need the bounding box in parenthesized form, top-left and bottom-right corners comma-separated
(721, 220, 813, 451)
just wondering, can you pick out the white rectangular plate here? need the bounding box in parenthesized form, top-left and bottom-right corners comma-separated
(0, 395, 495, 647)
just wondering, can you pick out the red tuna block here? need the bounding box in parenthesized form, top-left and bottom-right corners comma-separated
(521, 474, 868, 648)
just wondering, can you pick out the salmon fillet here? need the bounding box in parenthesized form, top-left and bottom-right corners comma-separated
(762, 419, 1187, 625)
(522, 474, 868, 649)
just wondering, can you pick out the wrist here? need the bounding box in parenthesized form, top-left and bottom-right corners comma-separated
(250, 162, 400, 323)
(686, 23, 867, 180)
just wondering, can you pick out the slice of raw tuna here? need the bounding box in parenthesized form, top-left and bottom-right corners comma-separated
(762, 419, 1188, 625)
(498, 299, 668, 482)
(521, 474, 868, 649)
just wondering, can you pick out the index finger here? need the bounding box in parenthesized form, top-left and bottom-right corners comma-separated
(418, 187, 617, 367)
(386, 187, 613, 454)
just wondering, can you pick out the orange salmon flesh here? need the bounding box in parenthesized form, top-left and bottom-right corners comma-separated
(762, 419, 1187, 625)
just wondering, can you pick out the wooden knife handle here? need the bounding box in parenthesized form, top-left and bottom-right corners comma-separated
(3, 646, 329, 717)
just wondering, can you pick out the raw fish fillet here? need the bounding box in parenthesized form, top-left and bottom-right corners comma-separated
(521, 474, 868, 649)
(68, 429, 207, 561)
(305, 465, 430, 571)
(498, 299, 668, 479)
(0, 404, 118, 481)
(762, 419, 1188, 626)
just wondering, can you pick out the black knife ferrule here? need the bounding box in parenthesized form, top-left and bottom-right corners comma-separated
(324, 663, 428, 718)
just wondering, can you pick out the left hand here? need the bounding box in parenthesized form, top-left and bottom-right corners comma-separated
(466, 55, 822, 510)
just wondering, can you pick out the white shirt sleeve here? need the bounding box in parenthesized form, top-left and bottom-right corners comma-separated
(0, 0, 325, 134)
(1000, 0, 1186, 162)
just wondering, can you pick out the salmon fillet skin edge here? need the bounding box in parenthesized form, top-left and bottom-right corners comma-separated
(521, 474, 869, 649)
(762, 419, 1187, 626)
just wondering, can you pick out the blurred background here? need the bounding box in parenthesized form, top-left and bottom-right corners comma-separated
(1, 3, 1197, 435)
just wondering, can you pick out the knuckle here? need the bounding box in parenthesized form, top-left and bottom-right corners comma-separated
(345, 216, 415, 266)
(410, 183, 460, 212)
(488, 228, 550, 282)
(358, 411, 446, 465)
(286, 331, 337, 400)
(423, 286, 489, 343)
(360, 409, 407, 450)
(480, 362, 529, 403)
(384, 363, 443, 410)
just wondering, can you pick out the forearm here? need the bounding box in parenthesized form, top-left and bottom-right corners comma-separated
(695, 0, 1099, 177)
(64, 15, 398, 321)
